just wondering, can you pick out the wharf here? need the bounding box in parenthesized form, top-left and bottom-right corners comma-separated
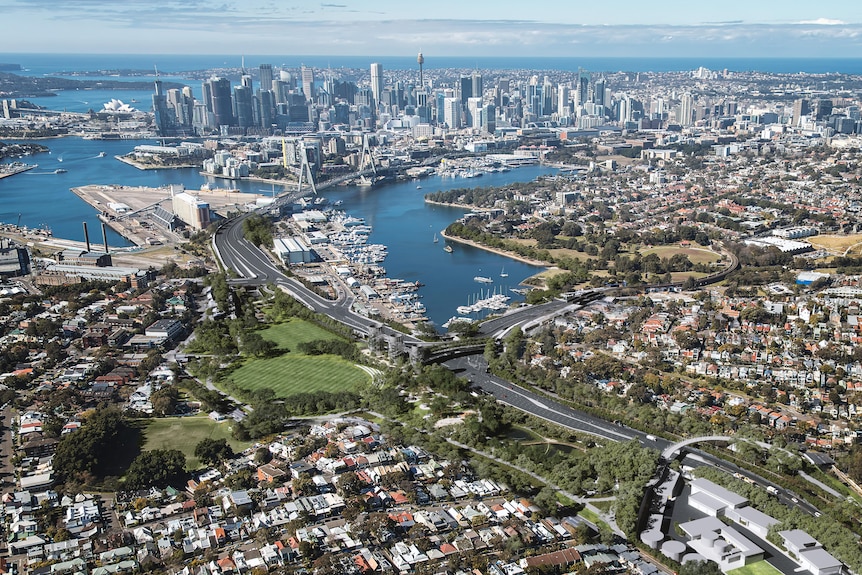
(0, 163, 37, 180)
(71, 184, 268, 247)
(115, 155, 198, 170)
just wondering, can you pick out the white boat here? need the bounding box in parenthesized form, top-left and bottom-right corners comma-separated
(500, 267, 508, 278)
(433, 233, 438, 243)
(98, 151, 106, 157)
(474, 276, 493, 284)
(444, 245, 453, 253)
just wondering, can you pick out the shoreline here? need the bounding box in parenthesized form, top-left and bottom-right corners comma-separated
(0, 164, 38, 179)
(424, 198, 493, 211)
(439, 229, 552, 269)
(115, 155, 198, 171)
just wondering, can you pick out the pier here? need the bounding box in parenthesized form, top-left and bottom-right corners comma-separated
(0, 163, 38, 180)
(71, 184, 268, 247)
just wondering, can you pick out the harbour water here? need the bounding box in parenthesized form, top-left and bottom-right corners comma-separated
(0, 137, 554, 326)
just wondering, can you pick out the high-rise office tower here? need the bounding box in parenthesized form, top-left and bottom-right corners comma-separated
(459, 76, 472, 105)
(258, 90, 275, 130)
(814, 99, 832, 120)
(577, 69, 590, 106)
(233, 85, 253, 129)
(370, 62, 384, 106)
(679, 92, 693, 126)
(593, 77, 606, 107)
(557, 86, 570, 116)
(301, 66, 314, 102)
(207, 77, 234, 127)
(480, 103, 496, 134)
(467, 97, 483, 128)
(259, 64, 273, 93)
(201, 81, 214, 121)
(471, 72, 483, 101)
(443, 97, 460, 129)
(152, 75, 172, 135)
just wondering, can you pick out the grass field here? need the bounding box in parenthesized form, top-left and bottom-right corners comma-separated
(640, 245, 723, 265)
(143, 414, 251, 470)
(808, 234, 862, 255)
(727, 561, 783, 575)
(226, 318, 369, 398)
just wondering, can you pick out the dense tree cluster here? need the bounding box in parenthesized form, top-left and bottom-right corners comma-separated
(296, 339, 359, 361)
(53, 407, 138, 486)
(242, 214, 273, 248)
(125, 449, 186, 489)
(194, 438, 234, 467)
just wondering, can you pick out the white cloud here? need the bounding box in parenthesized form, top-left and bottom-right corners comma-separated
(798, 18, 846, 25)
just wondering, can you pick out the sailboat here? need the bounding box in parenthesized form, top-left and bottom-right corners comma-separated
(433, 233, 439, 243)
(500, 267, 508, 278)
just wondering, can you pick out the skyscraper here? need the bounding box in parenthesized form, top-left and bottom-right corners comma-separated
(233, 85, 253, 129)
(259, 64, 274, 92)
(443, 97, 460, 129)
(679, 92, 693, 126)
(593, 77, 606, 107)
(152, 75, 172, 136)
(471, 72, 483, 102)
(370, 62, 384, 106)
(792, 98, 810, 126)
(577, 69, 590, 107)
(207, 77, 234, 127)
(301, 65, 314, 102)
(459, 76, 472, 105)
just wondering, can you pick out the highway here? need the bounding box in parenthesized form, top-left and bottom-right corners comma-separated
(212, 210, 822, 518)
(213, 209, 419, 343)
(444, 355, 669, 448)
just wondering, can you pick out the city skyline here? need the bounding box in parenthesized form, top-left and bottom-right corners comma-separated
(1, 0, 862, 57)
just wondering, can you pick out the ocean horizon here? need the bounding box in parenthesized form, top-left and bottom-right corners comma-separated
(3, 53, 862, 75)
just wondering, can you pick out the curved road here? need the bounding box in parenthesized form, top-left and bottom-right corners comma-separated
(213, 211, 418, 342)
(212, 210, 818, 518)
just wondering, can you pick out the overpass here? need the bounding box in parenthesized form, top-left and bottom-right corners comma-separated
(661, 435, 736, 461)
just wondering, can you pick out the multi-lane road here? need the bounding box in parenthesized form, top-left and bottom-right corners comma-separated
(213, 210, 822, 517)
(213, 210, 416, 342)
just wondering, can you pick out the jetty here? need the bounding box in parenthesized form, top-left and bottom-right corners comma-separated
(0, 163, 37, 180)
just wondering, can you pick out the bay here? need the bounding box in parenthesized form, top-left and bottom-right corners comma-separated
(1, 137, 554, 326)
(329, 167, 557, 327)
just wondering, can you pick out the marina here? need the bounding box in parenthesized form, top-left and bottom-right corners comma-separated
(0, 135, 555, 326)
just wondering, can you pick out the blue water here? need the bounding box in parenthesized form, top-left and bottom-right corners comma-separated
(0, 137, 552, 325)
(4, 53, 862, 75)
(331, 167, 556, 326)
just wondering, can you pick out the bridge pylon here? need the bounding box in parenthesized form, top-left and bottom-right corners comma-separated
(297, 141, 318, 196)
(358, 134, 378, 186)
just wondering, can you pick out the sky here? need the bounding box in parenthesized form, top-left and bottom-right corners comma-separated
(2, 0, 862, 58)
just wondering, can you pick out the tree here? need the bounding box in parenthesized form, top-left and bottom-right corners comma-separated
(679, 560, 722, 575)
(53, 407, 137, 485)
(150, 386, 179, 416)
(126, 449, 186, 489)
(194, 438, 234, 468)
